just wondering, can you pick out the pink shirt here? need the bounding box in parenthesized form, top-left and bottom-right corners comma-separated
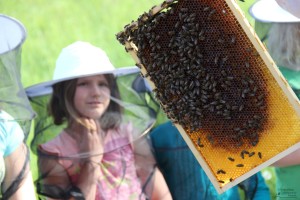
(40, 123, 146, 200)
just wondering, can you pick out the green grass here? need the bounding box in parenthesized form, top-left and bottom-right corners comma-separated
(1, 0, 276, 199)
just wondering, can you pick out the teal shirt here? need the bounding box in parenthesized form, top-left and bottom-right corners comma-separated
(0, 111, 24, 185)
(0, 111, 24, 157)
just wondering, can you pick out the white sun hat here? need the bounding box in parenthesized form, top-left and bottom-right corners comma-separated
(26, 41, 139, 97)
(249, 0, 300, 23)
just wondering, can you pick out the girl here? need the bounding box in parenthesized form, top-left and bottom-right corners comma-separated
(26, 41, 171, 200)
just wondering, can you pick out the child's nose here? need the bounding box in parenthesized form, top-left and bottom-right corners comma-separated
(91, 84, 109, 97)
(91, 84, 102, 95)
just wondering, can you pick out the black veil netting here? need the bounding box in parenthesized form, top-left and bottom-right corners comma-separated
(26, 68, 169, 199)
(0, 14, 36, 199)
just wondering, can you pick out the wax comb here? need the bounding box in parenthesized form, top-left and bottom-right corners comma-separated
(116, 0, 300, 193)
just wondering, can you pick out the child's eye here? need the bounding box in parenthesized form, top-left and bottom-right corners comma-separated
(77, 82, 87, 86)
(98, 82, 108, 87)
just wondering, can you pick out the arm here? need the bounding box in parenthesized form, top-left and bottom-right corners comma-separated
(238, 172, 270, 200)
(75, 161, 100, 199)
(3, 143, 36, 200)
(272, 148, 300, 167)
(38, 149, 101, 200)
(250, 172, 271, 200)
(37, 151, 72, 200)
(134, 136, 172, 200)
(73, 118, 103, 199)
(151, 168, 172, 200)
(38, 119, 103, 200)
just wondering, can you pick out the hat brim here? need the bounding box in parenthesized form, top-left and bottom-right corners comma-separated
(26, 66, 140, 97)
(249, 0, 300, 23)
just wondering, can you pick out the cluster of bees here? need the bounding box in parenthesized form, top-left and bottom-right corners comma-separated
(117, 0, 269, 152)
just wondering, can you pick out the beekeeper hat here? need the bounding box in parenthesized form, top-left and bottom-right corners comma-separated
(26, 41, 138, 97)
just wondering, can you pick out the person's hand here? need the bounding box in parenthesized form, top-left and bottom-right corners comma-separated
(276, 0, 300, 18)
(69, 119, 104, 197)
(72, 118, 104, 164)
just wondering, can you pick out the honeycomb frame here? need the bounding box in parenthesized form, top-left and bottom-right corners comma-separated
(116, 0, 300, 193)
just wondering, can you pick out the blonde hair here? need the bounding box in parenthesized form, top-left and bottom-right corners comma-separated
(267, 23, 300, 71)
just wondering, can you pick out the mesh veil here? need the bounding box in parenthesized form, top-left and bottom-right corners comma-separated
(27, 71, 169, 199)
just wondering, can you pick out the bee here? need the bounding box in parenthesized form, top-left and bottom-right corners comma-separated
(208, 9, 216, 19)
(245, 61, 250, 68)
(240, 150, 249, 159)
(214, 56, 219, 65)
(125, 47, 134, 52)
(251, 138, 259, 147)
(197, 138, 204, 147)
(230, 36, 236, 44)
(203, 6, 210, 12)
(217, 169, 226, 174)
(239, 105, 244, 111)
(207, 135, 214, 144)
(218, 38, 225, 44)
(135, 63, 142, 69)
(228, 157, 235, 162)
(257, 94, 264, 100)
(249, 152, 255, 157)
(180, 8, 188, 12)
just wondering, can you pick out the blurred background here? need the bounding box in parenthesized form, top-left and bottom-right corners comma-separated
(0, 0, 276, 199)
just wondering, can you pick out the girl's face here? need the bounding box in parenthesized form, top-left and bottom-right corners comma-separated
(74, 74, 110, 119)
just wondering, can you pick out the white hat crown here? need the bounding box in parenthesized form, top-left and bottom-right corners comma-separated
(53, 41, 115, 81)
(26, 41, 139, 97)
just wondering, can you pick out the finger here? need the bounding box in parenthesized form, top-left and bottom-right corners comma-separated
(94, 119, 101, 134)
(88, 119, 98, 133)
(78, 117, 95, 133)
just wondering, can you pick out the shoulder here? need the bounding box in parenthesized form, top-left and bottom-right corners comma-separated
(0, 111, 24, 139)
(39, 131, 74, 155)
(150, 121, 183, 146)
(0, 111, 24, 157)
(119, 122, 133, 132)
(151, 121, 177, 136)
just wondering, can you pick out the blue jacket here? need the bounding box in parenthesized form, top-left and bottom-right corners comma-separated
(150, 121, 271, 200)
